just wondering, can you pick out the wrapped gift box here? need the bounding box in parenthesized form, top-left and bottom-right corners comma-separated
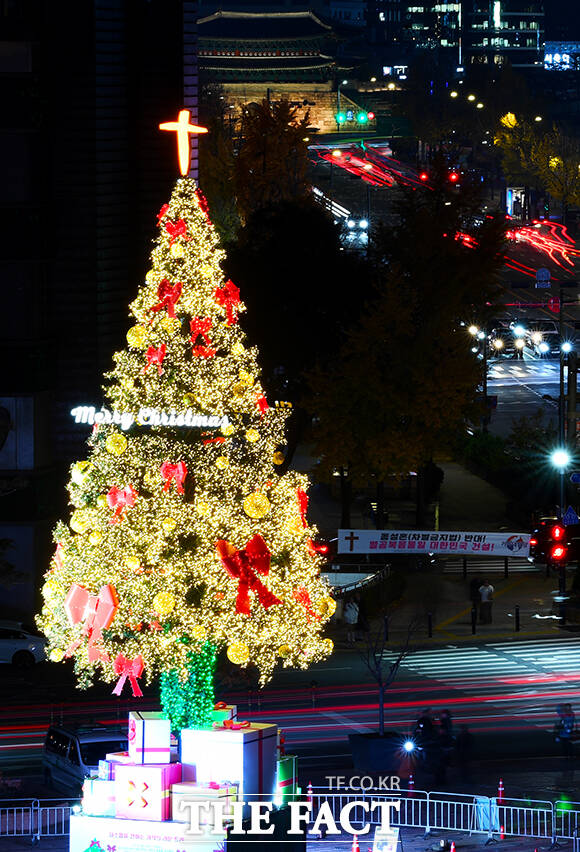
(181, 722, 277, 814)
(105, 750, 132, 764)
(276, 754, 297, 805)
(172, 781, 238, 824)
(115, 761, 182, 821)
(128, 710, 171, 765)
(98, 759, 118, 781)
(82, 778, 116, 817)
(211, 702, 237, 724)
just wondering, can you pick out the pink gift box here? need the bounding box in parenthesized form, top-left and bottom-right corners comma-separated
(128, 711, 171, 765)
(115, 761, 182, 822)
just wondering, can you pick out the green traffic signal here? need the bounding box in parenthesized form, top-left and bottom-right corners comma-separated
(336, 112, 347, 124)
(357, 112, 368, 124)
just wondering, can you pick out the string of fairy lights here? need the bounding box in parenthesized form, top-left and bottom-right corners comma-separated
(37, 178, 335, 721)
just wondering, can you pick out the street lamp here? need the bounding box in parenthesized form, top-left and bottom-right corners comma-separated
(337, 79, 348, 130)
(551, 448, 571, 512)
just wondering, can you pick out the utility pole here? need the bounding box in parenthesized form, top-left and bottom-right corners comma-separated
(568, 351, 577, 449)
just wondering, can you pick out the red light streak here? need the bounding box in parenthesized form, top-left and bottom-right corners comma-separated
(508, 222, 580, 270)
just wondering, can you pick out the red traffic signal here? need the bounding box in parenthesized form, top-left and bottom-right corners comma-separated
(550, 544, 567, 562)
(367, 111, 375, 121)
(449, 172, 459, 183)
(551, 524, 565, 540)
(419, 172, 429, 181)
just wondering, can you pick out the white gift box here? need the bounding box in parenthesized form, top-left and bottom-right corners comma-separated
(180, 721, 277, 815)
(82, 778, 116, 817)
(105, 750, 133, 764)
(171, 781, 238, 824)
(128, 710, 171, 765)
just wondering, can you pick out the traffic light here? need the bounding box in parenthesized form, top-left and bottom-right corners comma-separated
(529, 521, 567, 563)
(449, 171, 459, 183)
(419, 172, 429, 181)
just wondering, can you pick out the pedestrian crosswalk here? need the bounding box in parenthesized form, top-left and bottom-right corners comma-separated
(381, 638, 580, 681)
(488, 638, 580, 673)
(488, 361, 559, 386)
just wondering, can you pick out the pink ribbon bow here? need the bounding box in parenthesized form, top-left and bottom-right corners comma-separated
(112, 653, 144, 697)
(214, 280, 240, 326)
(160, 460, 187, 494)
(215, 534, 281, 616)
(64, 583, 118, 661)
(165, 218, 190, 247)
(149, 279, 182, 319)
(297, 488, 308, 527)
(107, 484, 137, 524)
(143, 344, 166, 375)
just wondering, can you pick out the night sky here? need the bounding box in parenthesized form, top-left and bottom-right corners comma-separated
(545, 0, 580, 40)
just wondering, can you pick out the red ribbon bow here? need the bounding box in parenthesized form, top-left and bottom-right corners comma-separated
(214, 701, 228, 710)
(256, 393, 269, 415)
(143, 344, 166, 375)
(214, 280, 240, 326)
(107, 484, 137, 524)
(297, 488, 308, 527)
(165, 218, 190, 247)
(112, 653, 144, 697)
(293, 586, 321, 621)
(190, 317, 216, 358)
(202, 436, 225, 446)
(149, 279, 182, 319)
(64, 583, 118, 661)
(195, 189, 211, 222)
(157, 203, 170, 223)
(222, 719, 251, 730)
(215, 534, 281, 616)
(160, 460, 187, 494)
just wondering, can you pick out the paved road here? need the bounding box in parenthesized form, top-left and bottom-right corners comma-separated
(2, 637, 580, 793)
(487, 357, 559, 435)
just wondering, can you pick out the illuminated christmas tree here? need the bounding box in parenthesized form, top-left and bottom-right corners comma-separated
(37, 112, 334, 730)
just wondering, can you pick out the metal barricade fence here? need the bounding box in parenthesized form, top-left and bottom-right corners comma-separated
(0, 791, 574, 843)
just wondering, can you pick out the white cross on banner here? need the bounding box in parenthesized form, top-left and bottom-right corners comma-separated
(338, 529, 531, 557)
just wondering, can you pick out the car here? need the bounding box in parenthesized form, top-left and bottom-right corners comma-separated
(43, 725, 128, 791)
(525, 321, 559, 356)
(0, 621, 46, 667)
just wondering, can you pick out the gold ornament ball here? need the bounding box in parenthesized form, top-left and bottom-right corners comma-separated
(200, 264, 213, 278)
(322, 638, 334, 654)
(161, 517, 177, 534)
(196, 500, 209, 516)
(126, 324, 148, 348)
(243, 492, 271, 519)
(245, 428, 259, 443)
(49, 649, 65, 663)
(273, 451, 285, 466)
(191, 625, 206, 641)
(170, 243, 185, 258)
(319, 597, 337, 618)
(97, 495, 108, 508)
(232, 342, 245, 357)
(227, 642, 250, 665)
(215, 456, 229, 470)
(125, 555, 141, 572)
(71, 461, 93, 486)
(238, 370, 254, 387)
(152, 591, 175, 616)
(89, 530, 103, 546)
(70, 510, 92, 534)
(183, 392, 197, 406)
(231, 382, 246, 398)
(277, 644, 292, 659)
(161, 316, 181, 335)
(221, 423, 235, 437)
(145, 271, 157, 283)
(105, 433, 128, 456)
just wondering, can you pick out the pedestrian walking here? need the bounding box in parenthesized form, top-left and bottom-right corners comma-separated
(343, 597, 359, 646)
(555, 703, 576, 762)
(478, 579, 494, 623)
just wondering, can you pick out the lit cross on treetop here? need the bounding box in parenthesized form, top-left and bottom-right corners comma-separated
(159, 109, 208, 176)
